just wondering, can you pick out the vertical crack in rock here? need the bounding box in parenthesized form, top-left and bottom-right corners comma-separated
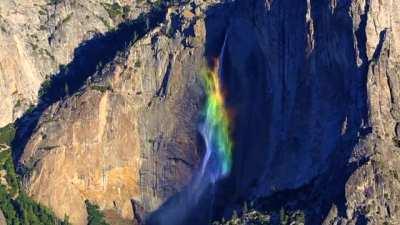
(355, 0, 371, 69)
(371, 29, 388, 63)
(156, 54, 174, 99)
(98, 92, 109, 190)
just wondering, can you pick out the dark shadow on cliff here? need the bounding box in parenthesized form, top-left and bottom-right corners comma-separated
(146, 0, 375, 224)
(11, 4, 170, 172)
(257, 1, 373, 224)
(210, 0, 373, 224)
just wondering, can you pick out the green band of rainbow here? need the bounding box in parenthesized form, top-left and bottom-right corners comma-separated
(201, 62, 233, 177)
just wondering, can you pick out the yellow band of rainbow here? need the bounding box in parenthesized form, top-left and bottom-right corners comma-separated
(201, 60, 233, 177)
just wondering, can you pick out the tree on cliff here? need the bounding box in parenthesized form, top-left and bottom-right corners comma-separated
(85, 200, 109, 225)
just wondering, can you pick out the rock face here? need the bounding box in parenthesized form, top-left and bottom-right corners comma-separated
(17, 2, 215, 224)
(212, 0, 400, 224)
(0, 210, 5, 225)
(5, 0, 400, 225)
(0, 0, 149, 127)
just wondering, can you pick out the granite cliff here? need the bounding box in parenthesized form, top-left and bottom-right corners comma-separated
(13, 1, 215, 224)
(0, 0, 399, 225)
(0, 0, 150, 127)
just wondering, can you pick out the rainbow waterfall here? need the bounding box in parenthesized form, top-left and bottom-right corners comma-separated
(145, 35, 232, 225)
(198, 35, 233, 185)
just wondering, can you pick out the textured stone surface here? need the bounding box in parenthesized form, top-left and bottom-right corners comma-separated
(0, 210, 5, 225)
(17, 2, 217, 224)
(4, 0, 400, 224)
(0, 0, 149, 127)
(217, 0, 400, 224)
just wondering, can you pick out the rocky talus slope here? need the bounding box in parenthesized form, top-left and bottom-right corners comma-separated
(1, 0, 399, 225)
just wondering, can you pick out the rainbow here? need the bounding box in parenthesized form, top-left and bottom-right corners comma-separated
(200, 59, 233, 179)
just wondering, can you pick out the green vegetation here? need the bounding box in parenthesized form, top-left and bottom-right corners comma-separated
(14, 100, 21, 108)
(29, 42, 39, 51)
(101, 3, 130, 19)
(39, 79, 52, 98)
(153, 0, 189, 7)
(392, 137, 400, 148)
(279, 208, 305, 225)
(42, 49, 56, 61)
(0, 124, 70, 224)
(0, 124, 15, 146)
(0, 24, 6, 33)
(61, 13, 73, 25)
(85, 200, 109, 225)
(39, 9, 47, 16)
(152, 0, 164, 8)
(48, 0, 62, 5)
(213, 210, 270, 225)
(0, 149, 19, 196)
(134, 60, 141, 68)
(90, 84, 112, 93)
(390, 169, 399, 181)
(280, 208, 289, 224)
(122, 6, 131, 17)
(213, 204, 306, 225)
(0, 188, 70, 225)
(25, 104, 35, 115)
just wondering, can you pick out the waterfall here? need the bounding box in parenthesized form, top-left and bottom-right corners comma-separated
(145, 33, 232, 225)
(218, 33, 229, 80)
(197, 31, 232, 187)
